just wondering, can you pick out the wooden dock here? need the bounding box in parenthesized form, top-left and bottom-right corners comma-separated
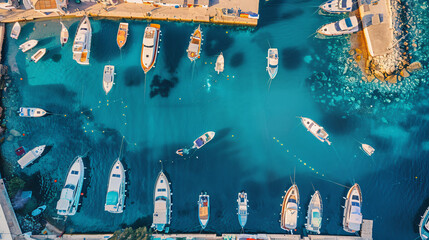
(0, 179, 23, 240)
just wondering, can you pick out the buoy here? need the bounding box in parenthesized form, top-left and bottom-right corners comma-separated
(22, 133, 25, 136)
(20, 78, 23, 80)
(54, 179, 57, 183)
(81, 193, 84, 196)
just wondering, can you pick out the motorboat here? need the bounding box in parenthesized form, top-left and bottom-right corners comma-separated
(72, 15, 92, 65)
(103, 65, 115, 95)
(31, 205, 46, 216)
(300, 117, 332, 145)
(56, 156, 85, 216)
(187, 25, 202, 62)
(319, 0, 353, 14)
(117, 22, 128, 49)
(31, 48, 46, 63)
(141, 24, 161, 73)
(10, 22, 21, 39)
(280, 184, 299, 231)
(343, 183, 363, 233)
(0, 0, 15, 10)
(60, 22, 69, 47)
(198, 192, 210, 229)
(151, 171, 172, 232)
(361, 144, 375, 156)
(237, 191, 248, 228)
(305, 190, 323, 234)
(19, 40, 38, 53)
(317, 16, 359, 36)
(214, 52, 224, 74)
(19, 107, 47, 117)
(420, 205, 429, 239)
(267, 48, 279, 79)
(105, 158, 126, 213)
(193, 131, 215, 149)
(17, 145, 46, 169)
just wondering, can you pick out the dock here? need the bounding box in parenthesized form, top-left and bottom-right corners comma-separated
(0, 179, 23, 240)
(0, 23, 4, 63)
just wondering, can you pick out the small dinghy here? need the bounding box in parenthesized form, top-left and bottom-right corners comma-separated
(17, 145, 46, 169)
(193, 131, 215, 149)
(361, 143, 375, 156)
(300, 117, 332, 145)
(31, 205, 46, 216)
(214, 52, 224, 74)
(103, 65, 115, 95)
(19, 107, 47, 117)
(19, 40, 38, 53)
(267, 48, 279, 79)
(31, 48, 46, 63)
(117, 22, 129, 49)
(317, 16, 359, 36)
(10, 22, 21, 39)
(60, 22, 69, 47)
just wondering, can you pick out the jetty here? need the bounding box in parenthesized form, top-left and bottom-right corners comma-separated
(0, 178, 24, 240)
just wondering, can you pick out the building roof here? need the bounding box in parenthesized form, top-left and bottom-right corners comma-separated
(196, 0, 208, 5)
(33, 0, 57, 10)
(155, 0, 185, 4)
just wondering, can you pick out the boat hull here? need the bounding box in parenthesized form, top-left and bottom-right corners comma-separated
(420, 206, 429, 239)
(343, 183, 363, 233)
(117, 22, 129, 49)
(105, 159, 126, 213)
(17, 145, 46, 169)
(300, 117, 331, 145)
(198, 193, 210, 229)
(152, 171, 171, 232)
(10, 22, 21, 39)
(267, 48, 279, 79)
(73, 16, 92, 65)
(193, 131, 215, 149)
(215, 52, 224, 74)
(305, 190, 323, 234)
(141, 24, 161, 73)
(60, 22, 69, 47)
(19, 40, 38, 53)
(19, 107, 47, 117)
(103, 65, 115, 95)
(31, 49, 46, 63)
(187, 26, 202, 62)
(237, 191, 248, 228)
(281, 184, 299, 231)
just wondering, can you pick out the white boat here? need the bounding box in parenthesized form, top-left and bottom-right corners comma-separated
(19, 40, 38, 53)
(72, 16, 92, 65)
(17, 145, 45, 169)
(31, 205, 46, 216)
(56, 156, 85, 216)
(361, 144, 375, 156)
(187, 25, 202, 62)
(300, 117, 332, 145)
(214, 52, 224, 74)
(193, 131, 215, 149)
(280, 184, 299, 231)
(305, 190, 323, 234)
(105, 158, 126, 213)
(198, 192, 210, 229)
(19, 107, 47, 117)
(117, 22, 129, 49)
(60, 22, 69, 47)
(237, 191, 248, 228)
(31, 48, 46, 63)
(319, 0, 353, 14)
(103, 65, 115, 95)
(317, 16, 359, 36)
(10, 22, 21, 39)
(0, 1, 15, 10)
(141, 24, 161, 73)
(419, 205, 429, 239)
(267, 48, 278, 79)
(343, 183, 363, 233)
(151, 171, 172, 232)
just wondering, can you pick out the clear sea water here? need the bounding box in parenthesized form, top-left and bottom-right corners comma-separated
(1, 0, 429, 239)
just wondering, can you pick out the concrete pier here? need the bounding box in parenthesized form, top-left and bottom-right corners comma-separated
(0, 179, 23, 240)
(0, 23, 4, 63)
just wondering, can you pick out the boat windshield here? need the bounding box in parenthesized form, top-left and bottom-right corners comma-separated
(155, 196, 167, 201)
(269, 64, 278, 68)
(195, 138, 205, 147)
(352, 195, 359, 200)
(65, 184, 75, 190)
(157, 188, 166, 192)
(345, 18, 353, 28)
(144, 44, 154, 48)
(334, 22, 342, 31)
(112, 174, 121, 178)
(288, 198, 297, 204)
(351, 201, 360, 207)
(71, 170, 79, 175)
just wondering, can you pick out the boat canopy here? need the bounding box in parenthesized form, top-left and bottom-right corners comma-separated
(56, 198, 70, 211)
(189, 43, 199, 54)
(311, 211, 322, 227)
(340, 0, 352, 8)
(106, 191, 119, 205)
(195, 138, 204, 147)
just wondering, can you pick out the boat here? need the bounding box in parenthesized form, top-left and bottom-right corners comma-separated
(117, 22, 128, 49)
(193, 131, 215, 149)
(56, 156, 85, 216)
(280, 184, 299, 231)
(305, 190, 323, 234)
(361, 144, 375, 156)
(31, 48, 46, 63)
(141, 24, 161, 73)
(72, 16, 92, 65)
(342, 183, 363, 233)
(266, 48, 279, 79)
(317, 16, 359, 36)
(300, 117, 332, 145)
(237, 191, 248, 228)
(198, 192, 210, 229)
(31, 205, 46, 216)
(60, 22, 69, 47)
(19, 40, 38, 53)
(214, 52, 224, 74)
(17, 145, 46, 169)
(419, 205, 429, 239)
(187, 25, 202, 62)
(103, 65, 115, 95)
(319, 0, 353, 14)
(105, 158, 126, 213)
(19, 107, 47, 117)
(10, 22, 21, 39)
(151, 170, 172, 232)
(0, 0, 15, 10)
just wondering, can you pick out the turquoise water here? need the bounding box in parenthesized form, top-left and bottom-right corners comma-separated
(1, 0, 429, 239)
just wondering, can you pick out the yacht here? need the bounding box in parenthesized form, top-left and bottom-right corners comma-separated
(0, 0, 15, 10)
(361, 144, 375, 156)
(267, 48, 279, 79)
(19, 107, 47, 117)
(300, 117, 332, 145)
(17, 145, 46, 169)
(343, 183, 363, 233)
(103, 65, 115, 95)
(10, 22, 21, 39)
(60, 22, 69, 47)
(72, 16, 92, 65)
(319, 0, 353, 14)
(237, 191, 248, 228)
(198, 192, 210, 229)
(151, 171, 172, 232)
(141, 24, 161, 73)
(31, 48, 46, 63)
(193, 131, 215, 149)
(56, 156, 85, 216)
(317, 16, 359, 36)
(187, 25, 202, 62)
(19, 40, 38, 53)
(420, 205, 429, 239)
(305, 190, 323, 234)
(117, 22, 129, 49)
(214, 52, 224, 74)
(105, 158, 126, 213)
(280, 184, 299, 231)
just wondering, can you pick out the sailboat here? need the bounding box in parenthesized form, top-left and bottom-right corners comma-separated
(104, 159, 126, 213)
(60, 22, 69, 47)
(214, 52, 224, 74)
(151, 170, 172, 232)
(317, 16, 359, 36)
(343, 183, 363, 233)
(72, 15, 92, 65)
(305, 190, 323, 234)
(17, 145, 46, 169)
(141, 24, 161, 73)
(117, 22, 129, 49)
(360, 144, 375, 156)
(19, 40, 38, 53)
(187, 25, 202, 62)
(267, 48, 278, 79)
(300, 117, 332, 145)
(280, 184, 299, 231)
(319, 0, 353, 14)
(56, 156, 85, 216)
(10, 22, 21, 39)
(198, 192, 210, 229)
(237, 191, 248, 228)
(420, 205, 429, 239)
(193, 131, 215, 149)
(19, 107, 47, 117)
(103, 65, 115, 95)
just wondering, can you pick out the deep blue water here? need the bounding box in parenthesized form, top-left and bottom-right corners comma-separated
(1, 0, 429, 239)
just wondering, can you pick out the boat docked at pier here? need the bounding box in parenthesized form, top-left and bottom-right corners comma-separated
(187, 25, 202, 62)
(215, 52, 224, 74)
(105, 159, 126, 213)
(198, 192, 210, 229)
(19, 40, 38, 53)
(300, 117, 331, 145)
(237, 191, 248, 228)
(361, 144, 375, 156)
(193, 131, 215, 149)
(281, 184, 300, 231)
(305, 190, 323, 234)
(117, 22, 128, 49)
(72, 16, 92, 65)
(420, 205, 429, 239)
(103, 65, 115, 95)
(60, 22, 69, 47)
(343, 183, 363, 233)
(10, 22, 21, 39)
(319, 0, 353, 14)
(56, 156, 85, 216)
(267, 48, 279, 79)
(141, 24, 161, 73)
(152, 170, 172, 232)
(17, 145, 45, 169)
(317, 16, 359, 36)
(19, 107, 47, 117)
(31, 48, 46, 63)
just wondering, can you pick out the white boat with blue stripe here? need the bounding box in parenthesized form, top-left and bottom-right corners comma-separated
(237, 191, 248, 228)
(151, 171, 172, 232)
(317, 16, 359, 36)
(300, 117, 331, 145)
